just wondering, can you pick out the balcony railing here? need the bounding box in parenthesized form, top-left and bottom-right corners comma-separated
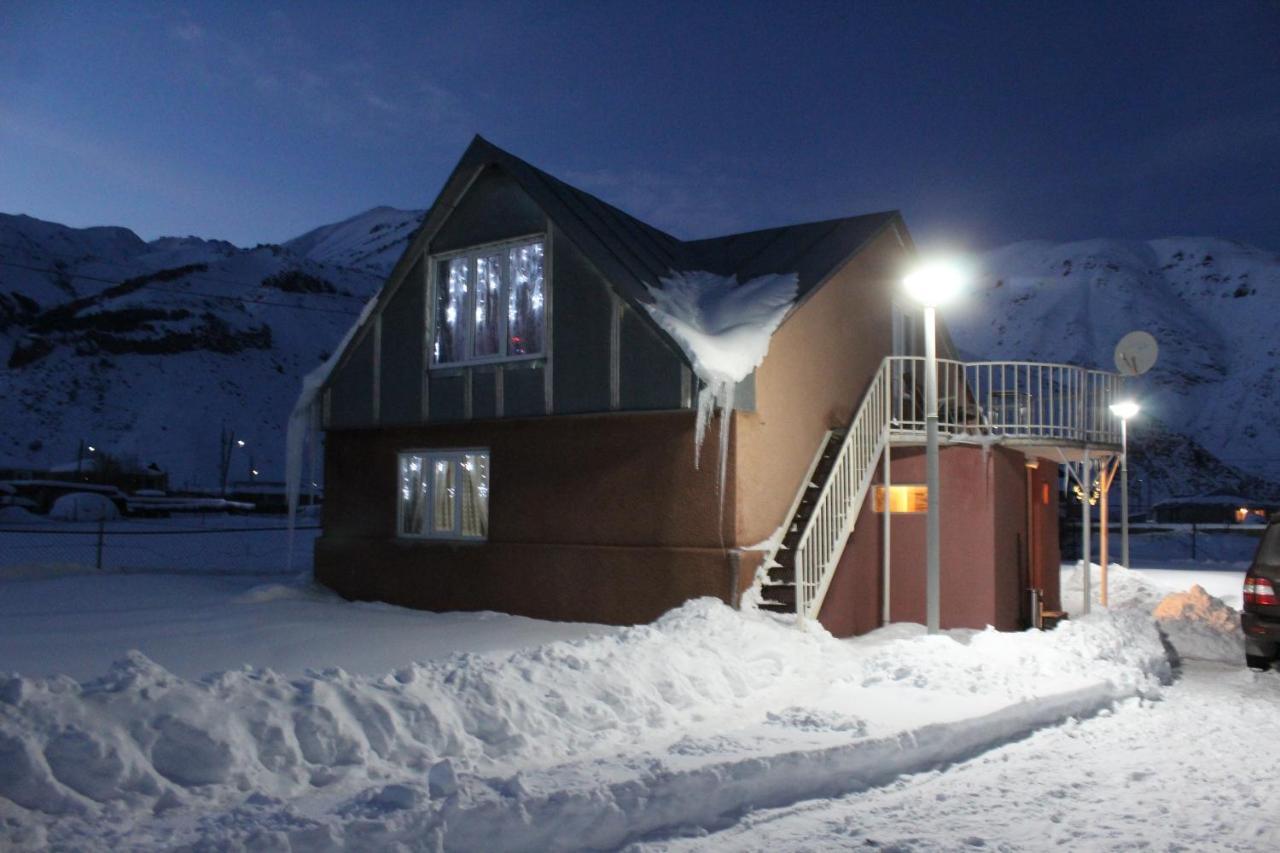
(887, 357, 1123, 447)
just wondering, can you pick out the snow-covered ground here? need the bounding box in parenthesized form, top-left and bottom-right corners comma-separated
(0, 553, 1262, 850)
(633, 659, 1279, 852)
(0, 572, 611, 681)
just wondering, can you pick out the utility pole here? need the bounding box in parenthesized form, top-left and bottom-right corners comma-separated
(219, 425, 235, 496)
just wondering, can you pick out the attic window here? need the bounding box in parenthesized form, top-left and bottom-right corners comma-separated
(432, 238, 545, 365)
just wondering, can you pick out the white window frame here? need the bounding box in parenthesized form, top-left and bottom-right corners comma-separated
(428, 234, 547, 369)
(396, 448, 490, 541)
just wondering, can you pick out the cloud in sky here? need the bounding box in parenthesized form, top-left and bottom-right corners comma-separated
(169, 21, 205, 43)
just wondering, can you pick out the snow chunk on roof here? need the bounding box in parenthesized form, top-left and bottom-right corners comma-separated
(644, 270, 798, 385)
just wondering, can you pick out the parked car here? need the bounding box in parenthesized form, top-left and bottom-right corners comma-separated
(1241, 513, 1280, 670)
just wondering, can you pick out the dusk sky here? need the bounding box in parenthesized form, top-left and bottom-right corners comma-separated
(2, 1, 1277, 251)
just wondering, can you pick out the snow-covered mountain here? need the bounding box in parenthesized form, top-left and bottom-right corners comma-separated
(284, 206, 424, 275)
(2, 208, 1274, 499)
(946, 237, 1280, 501)
(0, 208, 422, 488)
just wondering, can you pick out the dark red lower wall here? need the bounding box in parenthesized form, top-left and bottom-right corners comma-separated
(819, 444, 1059, 636)
(318, 538, 754, 626)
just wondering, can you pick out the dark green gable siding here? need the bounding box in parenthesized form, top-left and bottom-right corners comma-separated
(323, 164, 689, 430)
(377, 257, 425, 425)
(551, 233, 612, 414)
(431, 169, 546, 254)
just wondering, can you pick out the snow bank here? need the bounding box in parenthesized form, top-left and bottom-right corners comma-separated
(1062, 561, 1167, 613)
(644, 271, 797, 493)
(1152, 585, 1244, 664)
(0, 506, 44, 524)
(1, 598, 1169, 850)
(1063, 562, 1245, 664)
(47, 493, 120, 523)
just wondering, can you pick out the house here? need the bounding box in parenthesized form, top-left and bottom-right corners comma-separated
(312, 136, 1123, 635)
(1151, 493, 1280, 525)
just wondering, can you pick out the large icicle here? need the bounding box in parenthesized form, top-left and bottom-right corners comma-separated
(285, 294, 380, 569)
(644, 270, 797, 499)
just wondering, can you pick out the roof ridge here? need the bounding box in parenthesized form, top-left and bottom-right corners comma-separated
(472, 136, 682, 246)
(684, 210, 901, 246)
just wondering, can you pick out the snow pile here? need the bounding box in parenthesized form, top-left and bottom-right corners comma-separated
(1061, 561, 1167, 613)
(0, 598, 1170, 850)
(1062, 563, 1245, 664)
(1152, 585, 1244, 664)
(0, 507, 43, 524)
(46, 493, 120, 523)
(644, 271, 797, 492)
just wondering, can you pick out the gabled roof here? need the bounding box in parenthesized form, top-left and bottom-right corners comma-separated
(326, 137, 914, 387)
(685, 213, 905, 302)
(424, 136, 907, 308)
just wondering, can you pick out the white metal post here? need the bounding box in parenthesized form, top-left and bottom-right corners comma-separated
(924, 305, 941, 634)
(1080, 456, 1091, 616)
(1120, 418, 1130, 571)
(882, 445, 891, 626)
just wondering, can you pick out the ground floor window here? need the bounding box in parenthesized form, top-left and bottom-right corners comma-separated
(873, 484, 928, 514)
(398, 449, 490, 540)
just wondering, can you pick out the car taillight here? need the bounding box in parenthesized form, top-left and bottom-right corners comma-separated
(1244, 576, 1278, 606)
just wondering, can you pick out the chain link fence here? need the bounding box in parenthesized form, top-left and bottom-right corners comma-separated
(0, 516, 321, 579)
(1062, 522, 1263, 564)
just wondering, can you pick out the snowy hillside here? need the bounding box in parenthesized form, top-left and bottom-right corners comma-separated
(285, 206, 424, 275)
(947, 237, 1280, 500)
(4, 210, 1274, 497)
(0, 210, 420, 488)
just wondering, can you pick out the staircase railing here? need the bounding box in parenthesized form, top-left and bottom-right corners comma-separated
(776, 356, 1123, 621)
(792, 360, 890, 619)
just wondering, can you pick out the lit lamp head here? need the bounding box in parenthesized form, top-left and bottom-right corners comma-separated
(903, 261, 965, 308)
(1110, 400, 1140, 420)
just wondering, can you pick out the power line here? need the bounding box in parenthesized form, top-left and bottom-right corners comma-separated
(0, 259, 364, 317)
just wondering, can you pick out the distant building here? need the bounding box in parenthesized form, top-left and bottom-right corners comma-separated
(1151, 493, 1280, 525)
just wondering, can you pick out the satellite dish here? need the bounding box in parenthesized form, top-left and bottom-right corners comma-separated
(1114, 331, 1158, 376)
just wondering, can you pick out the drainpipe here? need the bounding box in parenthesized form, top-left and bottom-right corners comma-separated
(1080, 454, 1091, 616)
(882, 445, 891, 626)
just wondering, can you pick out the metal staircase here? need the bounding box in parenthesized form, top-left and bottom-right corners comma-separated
(757, 355, 1123, 621)
(759, 362, 890, 618)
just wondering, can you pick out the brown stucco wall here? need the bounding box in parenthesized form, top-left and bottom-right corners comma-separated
(318, 410, 755, 624)
(817, 443, 1054, 636)
(317, 539, 744, 625)
(732, 228, 908, 548)
(324, 410, 734, 547)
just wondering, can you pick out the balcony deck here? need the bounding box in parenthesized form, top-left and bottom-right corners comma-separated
(884, 356, 1123, 461)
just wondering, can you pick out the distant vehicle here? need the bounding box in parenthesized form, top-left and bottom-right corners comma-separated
(1242, 514, 1280, 670)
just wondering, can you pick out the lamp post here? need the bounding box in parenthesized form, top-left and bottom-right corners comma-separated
(218, 426, 246, 496)
(1109, 400, 1140, 572)
(77, 441, 96, 481)
(903, 261, 964, 634)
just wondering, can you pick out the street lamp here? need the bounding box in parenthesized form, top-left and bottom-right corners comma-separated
(77, 441, 97, 480)
(903, 261, 965, 634)
(1109, 400, 1140, 572)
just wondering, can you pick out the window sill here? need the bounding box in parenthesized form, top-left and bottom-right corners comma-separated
(394, 535, 488, 545)
(429, 354, 545, 372)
